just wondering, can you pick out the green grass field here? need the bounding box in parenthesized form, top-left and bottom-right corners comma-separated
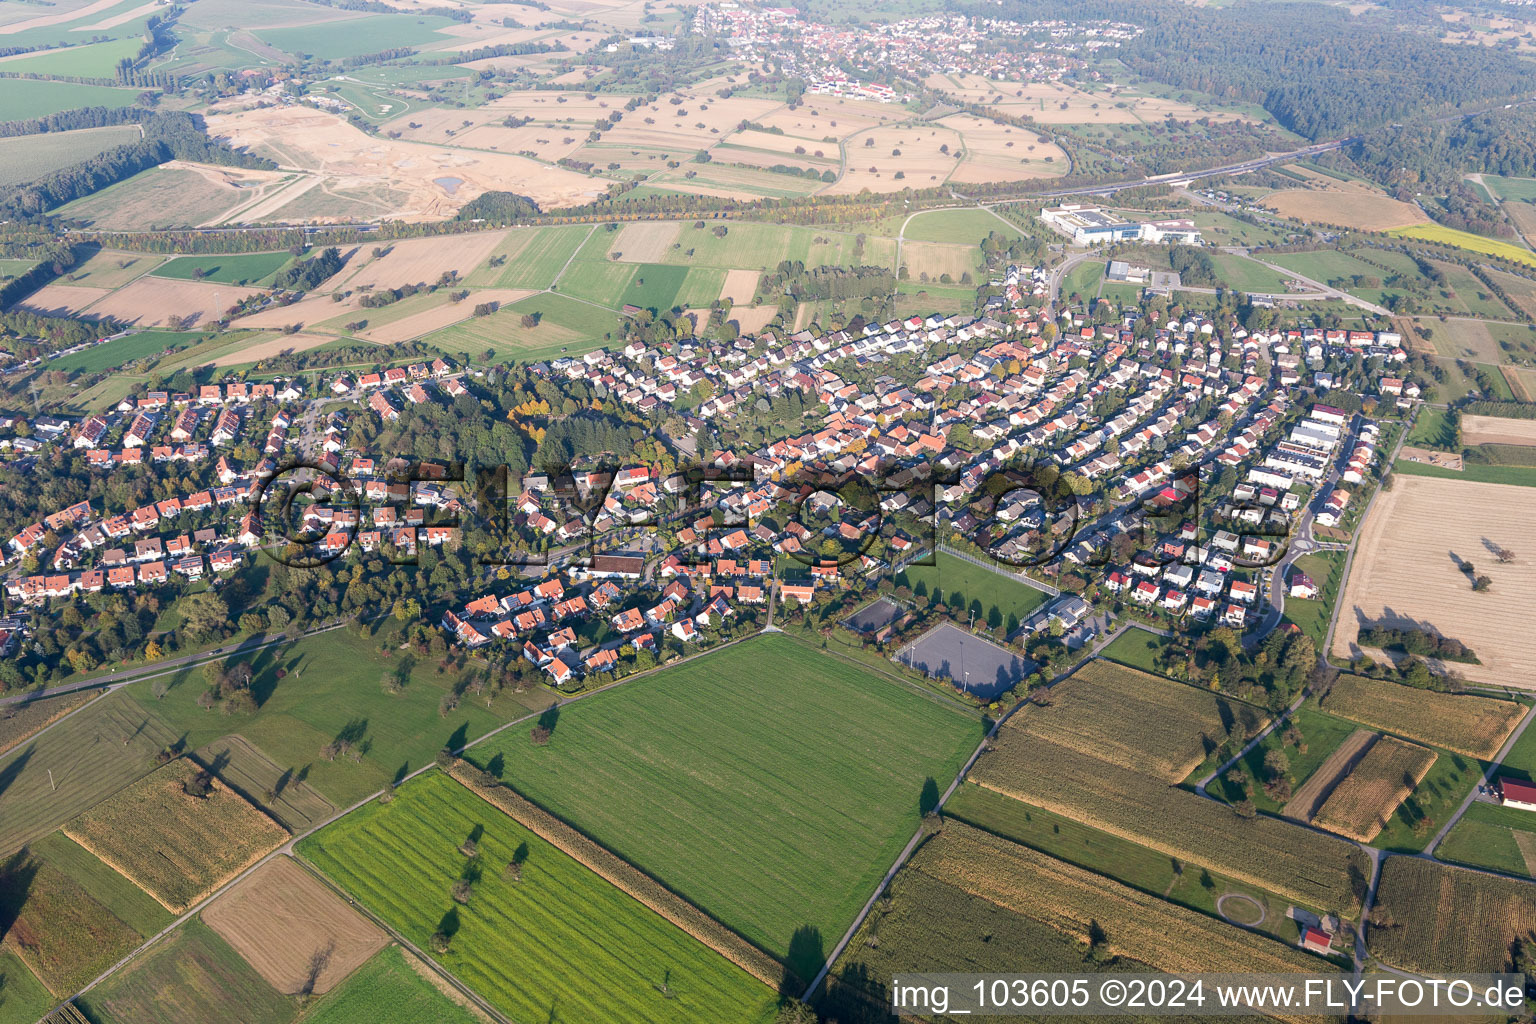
(77, 917, 295, 1024)
(1436, 801, 1536, 877)
(1373, 748, 1484, 853)
(465, 633, 979, 960)
(0, 125, 142, 188)
(620, 262, 690, 310)
(465, 224, 593, 289)
(298, 945, 481, 1024)
(674, 266, 728, 306)
(1098, 628, 1172, 676)
(0, 949, 52, 1024)
(894, 551, 1052, 632)
(254, 13, 459, 60)
(554, 258, 634, 307)
(901, 208, 1021, 245)
(51, 330, 206, 374)
(1393, 458, 1536, 488)
(1203, 252, 1289, 293)
(0, 689, 178, 854)
(1280, 550, 1346, 650)
(0, 37, 145, 77)
(28, 831, 173, 937)
(122, 624, 543, 808)
(1481, 176, 1536, 202)
(0, 79, 144, 122)
(1061, 260, 1105, 301)
(300, 772, 778, 1024)
(1212, 707, 1361, 814)
(1268, 249, 1385, 286)
(425, 292, 622, 362)
(1406, 405, 1456, 449)
(152, 252, 292, 286)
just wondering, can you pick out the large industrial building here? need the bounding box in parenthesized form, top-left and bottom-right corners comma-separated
(1039, 204, 1203, 246)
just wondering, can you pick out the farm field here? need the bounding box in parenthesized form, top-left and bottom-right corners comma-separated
(53, 163, 284, 229)
(1369, 856, 1536, 973)
(946, 784, 1306, 947)
(0, 78, 143, 121)
(900, 207, 1021, 245)
(1461, 414, 1536, 447)
(50, 330, 205, 374)
(194, 735, 336, 832)
(1481, 175, 1536, 202)
(424, 292, 622, 362)
(0, 847, 145, 996)
(971, 681, 1367, 910)
(914, 823, 1328, 973)
(0, 691, 94, 755)
(27, 830, 173, 938)
(0, 125, 142, 187)
(1310, 736, 1438, 842)
(464, 224, 593, 290)
(1390, 224, 1536, 269)
(64, 758, 287, 913)
(0, 689, 178, 854)
(1262, 189, 1427, 231)
(152, 252, 293, 286)
(122, 624, 543, 808)
(57, 249, 163, 289)
(253, 13, 459, 60)
(465, 633, 978, 960)
(1207, 252, 1291, 293)
(1331, 474, 1536, 686)
(299, 771, 779, 1024)
(297, 945, 483, 1024)
(1316, 674, 1524, 759)
(202, 856, 386, 995)
(1392, 457, 1536, 487)
(76, 916, 296, 1024)
(1218, 706, 1360, 815)
(893, 550, 1052, 632)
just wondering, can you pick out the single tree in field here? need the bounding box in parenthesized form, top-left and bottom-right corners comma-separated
(1473, 574, 1493, 592)
(1495, 545, 1516, 564)
(430, 931, 451, 954)
(451, 879, 473, 904)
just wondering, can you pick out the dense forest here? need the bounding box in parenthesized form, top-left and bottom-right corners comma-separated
(1344, 108, 1536, 189)
(0, 108, 276, 218)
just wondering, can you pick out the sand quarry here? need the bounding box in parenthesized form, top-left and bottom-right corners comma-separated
(206, 104, 600, 219)
(1332, 474, 1536, 686)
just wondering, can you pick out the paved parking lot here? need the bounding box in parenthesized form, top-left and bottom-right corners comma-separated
(893, 622, 1034, 699)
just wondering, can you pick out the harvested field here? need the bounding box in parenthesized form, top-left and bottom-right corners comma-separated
(827, 124, 961, 195)
(1312, 736, 1437, 842)
(610, 221, 680, 262)
(901, 240, 979, 281)
(86, 276, 255, 329)
(1370, 856, 1536, 973)
(193, 735, 335, 831)
(1282, 728, 1376, 822)
(718, 268, 759, 304)
(55, 162, 290, 230)
(1461, 414, 1536, 447)
(64, 758, 287, 912)
(337, 232, 509, 292)
(921, 823, 1328, 972)
(1317, 674, 1524, 759)
(1003, 660, 1268, 782)
(16, 283, 110, 317)
(723, 305, 777, 336)
(1331, 475, 1536, 686)
(236, 292, 361, 331)
(203, 856, 386, 995)
(937, 112, 1067, 183)
(1263, 189, 1427, 231)
(211, 331, 339, 366)
(206, 104, 598, 218)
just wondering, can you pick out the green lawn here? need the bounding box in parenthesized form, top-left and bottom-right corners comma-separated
(153, 252, 293, 286)
(554, 258, 634, 307)
(463, 633, 979, 961)
(901, 208, 1020, 245)
(620, 262, 690, 310)
(52, 330, 206, 374)
(1406, 405, 1455, 449)
(1393, 459, 1536, 488)
(1061, 260, 1105, 301)
(1207, 252, 1290, 294)
(0, 79, 144, 121)
(1212, 707, 1362, 814)
(893, 551, 1052, 633)
(77, 917, 295, 1024)
(0, 948, 52, 1024)
(1436, 801, 1536, 877)
(122, 625, 542, 808)
(1280, 550, 1346, 650)
(299, 772, 779, 1024)
(1099, 628, 1174, 676)
(298, 945, 484, 1024)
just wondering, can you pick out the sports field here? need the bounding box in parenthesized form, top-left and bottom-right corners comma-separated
(299, 772, 779, 1024)
(894, 550, 1052, 632)
(466, 633, 978, 960)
